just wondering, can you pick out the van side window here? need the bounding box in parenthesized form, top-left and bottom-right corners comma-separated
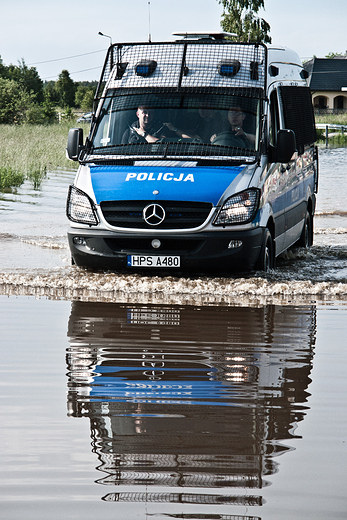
(279, 86, 316, 155)
(269, 89, 280, 146)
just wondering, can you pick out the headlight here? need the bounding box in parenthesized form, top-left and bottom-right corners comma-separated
(66, 185, 98, 225)
(213, 189, 260, 226)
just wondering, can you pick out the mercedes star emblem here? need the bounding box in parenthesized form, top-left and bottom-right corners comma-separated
(143, 203, 166, 226)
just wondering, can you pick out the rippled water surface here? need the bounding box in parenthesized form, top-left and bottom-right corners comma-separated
(1, 148, 347, 519)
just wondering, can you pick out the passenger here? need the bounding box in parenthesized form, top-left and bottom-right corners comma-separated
(121, 107, 186, 144)
(211, 107, 255, 147)
(190, 109, 229, 143)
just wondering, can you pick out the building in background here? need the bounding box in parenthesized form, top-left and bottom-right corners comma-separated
(304, 55, 347, 113)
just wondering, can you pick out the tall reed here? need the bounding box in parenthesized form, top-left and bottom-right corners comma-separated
(0, 122, 78, 191)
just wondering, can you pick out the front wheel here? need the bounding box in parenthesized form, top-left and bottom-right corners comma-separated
(255, 228, 274, 272)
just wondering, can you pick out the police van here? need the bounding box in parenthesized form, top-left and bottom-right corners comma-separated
(66, 32, 318, 272)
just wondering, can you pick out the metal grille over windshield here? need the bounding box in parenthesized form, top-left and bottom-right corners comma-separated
(86, 41, 266, 162)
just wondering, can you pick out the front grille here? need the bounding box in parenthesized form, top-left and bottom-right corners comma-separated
(100, 200, 213, 229)
(104, 237, 204, 254)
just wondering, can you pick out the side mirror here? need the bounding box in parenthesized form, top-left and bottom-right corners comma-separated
(66, 128, 84, 161)
(276, 129, 296, 163)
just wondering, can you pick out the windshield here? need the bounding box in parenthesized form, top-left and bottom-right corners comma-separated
(89, 90, 262, 160)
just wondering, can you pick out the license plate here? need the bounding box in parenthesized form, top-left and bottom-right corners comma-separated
(127, 255, 180, 268)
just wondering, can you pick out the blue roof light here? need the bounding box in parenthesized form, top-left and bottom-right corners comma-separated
(135, 60, 157, 77)
(218, 60, 241, 77)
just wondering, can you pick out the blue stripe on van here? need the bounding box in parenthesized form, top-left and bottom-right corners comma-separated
(90, 165, 243, 205)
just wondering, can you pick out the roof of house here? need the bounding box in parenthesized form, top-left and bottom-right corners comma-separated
(304, 58, 347, 91)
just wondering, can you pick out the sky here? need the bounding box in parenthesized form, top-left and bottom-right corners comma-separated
(1, 0, 347, 82)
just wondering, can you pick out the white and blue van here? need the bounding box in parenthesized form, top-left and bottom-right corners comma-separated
(66, 32, 318, 272)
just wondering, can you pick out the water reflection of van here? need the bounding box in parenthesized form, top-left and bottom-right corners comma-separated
(66, 32, 318, 272)
(66, 302, 316, 504)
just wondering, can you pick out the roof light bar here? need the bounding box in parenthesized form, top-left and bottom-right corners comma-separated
(135, 60, 157, 77)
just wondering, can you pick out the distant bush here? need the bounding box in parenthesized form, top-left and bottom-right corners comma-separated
(25, 102, 58, 125)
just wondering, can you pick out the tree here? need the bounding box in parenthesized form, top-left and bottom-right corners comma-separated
(55, 69, 76, 108)
(0, 57, 56, 124)
(0, 77, 35, 124)
(1, 59, 43, 103)
(75, 84, 96, 111)
(325, 52, 345, 59)
(81, 89, 95, 111)
(0, 56, 6, 77)
(43, 81, 60, 106)
(218, 0, 271, 43)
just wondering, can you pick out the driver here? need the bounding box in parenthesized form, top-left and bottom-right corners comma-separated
(122, 106, 181, 144)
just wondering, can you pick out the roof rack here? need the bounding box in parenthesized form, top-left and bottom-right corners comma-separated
(173, 31, 237, 41)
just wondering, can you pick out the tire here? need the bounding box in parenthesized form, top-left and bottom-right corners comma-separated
(296, 211, 313, 248)
(255, 228, 274, 272)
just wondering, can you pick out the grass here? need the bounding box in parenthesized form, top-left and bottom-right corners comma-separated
(314, 113, 347, 146)
(316, 130, 347, 146)
(314, 113, 347, 125)
(0, 122, 78, 191)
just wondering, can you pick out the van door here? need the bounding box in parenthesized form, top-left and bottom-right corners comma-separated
(267, 88, 287, 254)
(279, 86, 317, 248)
(284, 151, 305, 247)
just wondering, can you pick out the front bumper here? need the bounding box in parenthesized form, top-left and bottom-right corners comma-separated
(68, 227, 264, 273)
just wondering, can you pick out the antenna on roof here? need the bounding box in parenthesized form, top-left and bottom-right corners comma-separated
(148, 2, 151, 42)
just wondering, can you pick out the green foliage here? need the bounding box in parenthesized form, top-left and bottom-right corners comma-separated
(75, 84, 96, 111)
(0, 58, 44, 102)
(43, 81, 60, 106)
(314, 115, 347, 146)
(0, 77, 36, 124)
(81, 89, 95, 111)
(59, 107, 75, 122)
(26, 163, 47, 189)
(316, 129, 347, 146)
(55, 69, 76, 108)
(0, 166, 25, 191)
(0, 53, 97, 125)
(325, 52, 344, 59)
(25, 100, 57, 125)
(218, 0, 271, 43)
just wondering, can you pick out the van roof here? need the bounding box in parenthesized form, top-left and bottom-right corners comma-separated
(267, 45, 302, 67)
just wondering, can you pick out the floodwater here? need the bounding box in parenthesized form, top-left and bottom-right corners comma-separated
(0, 148, 347, 520)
